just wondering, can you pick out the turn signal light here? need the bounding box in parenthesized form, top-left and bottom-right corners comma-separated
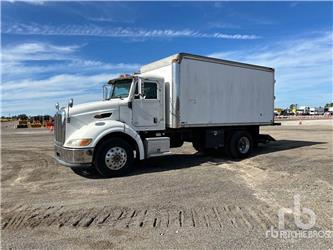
(79, 139, 92, 146)
(67, 138, 92, 147)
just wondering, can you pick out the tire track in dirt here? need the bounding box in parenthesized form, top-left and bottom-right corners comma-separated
(2, 205, 285, 231)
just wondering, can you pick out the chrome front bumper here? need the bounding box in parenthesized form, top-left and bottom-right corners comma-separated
(54, 144, 94, 168)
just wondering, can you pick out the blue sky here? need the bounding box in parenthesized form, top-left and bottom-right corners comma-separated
(1, 1, 332, 115)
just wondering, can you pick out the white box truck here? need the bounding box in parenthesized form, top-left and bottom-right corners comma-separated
(54, 53, 276, 177)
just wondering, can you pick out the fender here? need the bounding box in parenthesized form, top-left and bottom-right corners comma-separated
(64, 120, 145, 160)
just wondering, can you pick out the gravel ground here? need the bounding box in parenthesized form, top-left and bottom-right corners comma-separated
(1, 120, 332, 249)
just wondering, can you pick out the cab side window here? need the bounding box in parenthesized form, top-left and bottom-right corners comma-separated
(143, 82, 157, 99)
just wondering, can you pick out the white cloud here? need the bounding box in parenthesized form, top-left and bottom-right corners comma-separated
(1, 42, 140, 115)
(2, 93, 102, 114)
(1, 42, 140, 80)
(2, 73, 112, 93)
(4, 0, 45, 5)
(2, 42, 80, 62)
(2, 73, 115, 98)
(207, 22, 240, 29)
(3, 23, 260, 40)
(208, 32, 333, 107)
(88, 17, 115, 22)
(1, 59, 139, 81)
(1, 73, 118, 114)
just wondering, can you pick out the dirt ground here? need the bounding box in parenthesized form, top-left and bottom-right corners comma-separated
(1, 120, 332, 249)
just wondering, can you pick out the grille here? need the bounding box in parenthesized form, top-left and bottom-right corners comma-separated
(54, 111, 66, 145)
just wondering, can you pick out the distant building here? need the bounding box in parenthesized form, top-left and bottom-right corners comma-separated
(297, 106, 310, 115)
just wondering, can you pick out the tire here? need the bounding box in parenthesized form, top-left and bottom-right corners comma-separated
(94, 137, 134, 177)
(228, 131, 253, 159)
(71, 167, 100, 178)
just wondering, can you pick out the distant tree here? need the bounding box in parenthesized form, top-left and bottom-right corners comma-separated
(289, 104, 298, 114)
(43, 115, 51, 120)
(289, 104, 298, 110)
(17, 114, 28, 120)
(324, 102, 333, 108)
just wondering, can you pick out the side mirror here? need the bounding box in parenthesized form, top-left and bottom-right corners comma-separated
(68, 98, 74, 108)
(103, 84, 113, 100)
(103, 85, 107, 100)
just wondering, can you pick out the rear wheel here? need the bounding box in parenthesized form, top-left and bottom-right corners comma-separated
(94, 138, 134, 177)
(228, 131, 253, 159)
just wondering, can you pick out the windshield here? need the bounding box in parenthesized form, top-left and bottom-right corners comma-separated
(109, 79, 132, 99)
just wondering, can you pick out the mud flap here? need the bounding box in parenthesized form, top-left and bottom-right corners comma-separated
(257, 134, 276, 144)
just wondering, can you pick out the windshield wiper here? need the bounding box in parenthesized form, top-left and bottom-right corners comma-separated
(111, 95, 124, 100)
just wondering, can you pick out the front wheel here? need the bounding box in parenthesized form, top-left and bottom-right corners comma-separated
(94, 138, 134, 177)
(228, 131, 253, 159)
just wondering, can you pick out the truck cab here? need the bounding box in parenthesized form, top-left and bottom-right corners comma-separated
(100, 75, 166, 130)
(54, 75, 170, 177)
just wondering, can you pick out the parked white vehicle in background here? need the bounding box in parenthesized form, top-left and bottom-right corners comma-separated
(54, 53, 276, 177)
(297, 106, 310, 115)
(309, 107, 324, 115)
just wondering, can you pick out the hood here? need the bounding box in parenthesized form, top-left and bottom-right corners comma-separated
(69, 99, 120, 116)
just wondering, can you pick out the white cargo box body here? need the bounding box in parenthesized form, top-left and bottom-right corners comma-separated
(140, 53, 275, 128)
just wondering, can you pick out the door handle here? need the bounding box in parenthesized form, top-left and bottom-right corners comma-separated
(153, 117, 158, 123)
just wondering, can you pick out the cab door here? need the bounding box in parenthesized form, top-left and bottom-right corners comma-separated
(132, 79, 164, 130)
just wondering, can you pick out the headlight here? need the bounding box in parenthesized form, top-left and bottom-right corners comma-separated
(67, 138, 92, 147)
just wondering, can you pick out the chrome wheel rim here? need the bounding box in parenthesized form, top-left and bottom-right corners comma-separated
(238, 137, 250, 154)
(105, 147, 127, 170)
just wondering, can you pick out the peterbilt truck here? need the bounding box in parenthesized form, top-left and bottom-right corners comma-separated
(54, 53, 275, 177)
